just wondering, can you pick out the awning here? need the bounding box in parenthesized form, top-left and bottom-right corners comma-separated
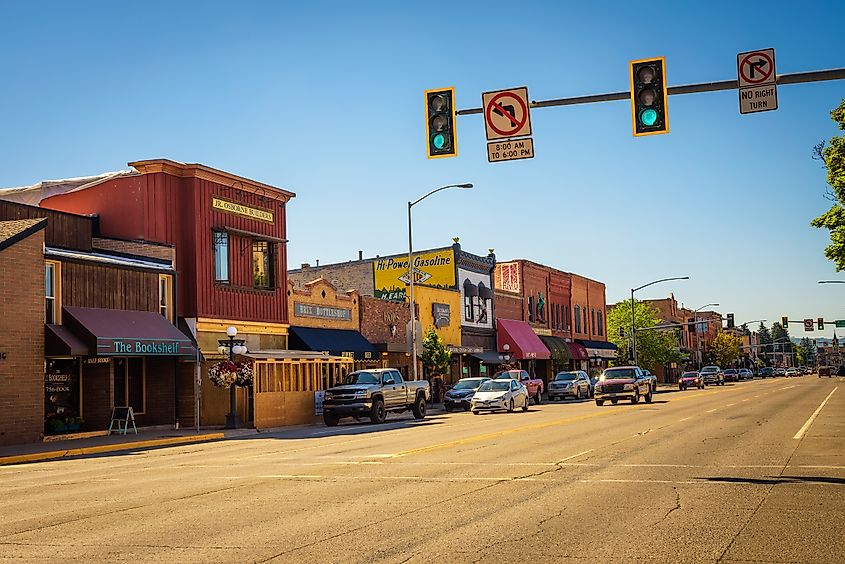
(539, 336, 571, 363)
(577, 339, 618, 360)
(567, 342, 589, 360)
(288, 326, 379, 360)
(470, 350, 506, 364)
(63, 306, 196, 357)
(496, 319, 550, 360)
(45, 324, 88, 357)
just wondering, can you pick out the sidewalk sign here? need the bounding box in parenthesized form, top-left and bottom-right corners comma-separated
(108, 406, 138, 435)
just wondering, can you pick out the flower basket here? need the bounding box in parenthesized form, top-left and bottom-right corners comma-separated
(235, 361, 254, 387)
(208, 360, 238, 388)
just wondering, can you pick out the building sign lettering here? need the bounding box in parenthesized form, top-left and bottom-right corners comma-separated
(373, 249, 456, 301)
(496, 262, 521, 293)
(97, 339, 192, 356)
(0, 352, 6, 360)
(294, 302, 352, 321)
(212, 197, 274, 223)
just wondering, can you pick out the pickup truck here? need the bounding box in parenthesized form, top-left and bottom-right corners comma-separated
(322, 368, 430, 426)
(494, 369, 544, 404)
(594, 366, 653, 405)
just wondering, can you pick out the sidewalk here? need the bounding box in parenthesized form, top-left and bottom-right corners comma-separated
(0, 428, 236, 466)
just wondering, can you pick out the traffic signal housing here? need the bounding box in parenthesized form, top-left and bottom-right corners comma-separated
(782, 316, 789, 327)
(818, 317, 825, 330)
(630, 57, 669, 137)
(425, 87, 457, 159)
(727, 313, 735, 329)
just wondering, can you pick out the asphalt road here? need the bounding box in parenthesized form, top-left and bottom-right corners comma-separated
(1, 377, 842, 563)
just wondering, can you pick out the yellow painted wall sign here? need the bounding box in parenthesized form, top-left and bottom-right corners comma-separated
(212, 197, 274, 223)
(373, 249, 456, 301)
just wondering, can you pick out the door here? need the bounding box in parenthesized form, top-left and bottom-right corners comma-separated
(390, 370, 408, 406)
(381, 371, 403, 407)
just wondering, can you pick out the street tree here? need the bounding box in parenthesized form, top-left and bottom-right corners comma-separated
(420, 328, 451, 378)
(811, 98, 845, 269)
(757, 322, 772, 345)
(607, 299, 682, 370)
(711, 331, 742, 367)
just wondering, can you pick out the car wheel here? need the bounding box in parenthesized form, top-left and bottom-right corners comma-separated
(472, 410, 480, 415)
(323, 412, 340, 427)
(611, 399, 619, 405)
(411, 394, 426, 420)
(508, 399, 515, 413)
(645, 389, 653, 403)
(522, 395, 529, 412)
(534, 391, 542, 405)
(631, 390, 640, 404)
(679, 385, 685, 391)
(595, 399, 604, 406)
(369, 398, 387, 424)
(444, 404, 453, 412)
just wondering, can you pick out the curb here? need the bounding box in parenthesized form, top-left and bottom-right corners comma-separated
(0, 432, 225, 466)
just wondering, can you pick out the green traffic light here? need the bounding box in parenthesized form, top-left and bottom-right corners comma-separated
(640, 109, 658, 127)
(432, 133, 446, 150)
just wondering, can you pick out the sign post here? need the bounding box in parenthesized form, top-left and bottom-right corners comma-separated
(482, 87, 535, 163)
(737, 48, 778, 114)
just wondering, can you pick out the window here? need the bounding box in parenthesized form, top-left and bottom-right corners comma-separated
(566, 305, 571, 330)
(213, 231, 229, 283)
(592, 309, 596, 334)
(584, 308, 588, 334)
(574, 305, 581, 333)
(392, 371, 404, 384)
(252, 241, 274, 289)
(464, 294, 474, 322)
(528, 296, 534, 322)
(45, 261, 61, 324)
(158, 275, 173, 321)
(597, 311, 604, 336)
(113, 358, 145, 414)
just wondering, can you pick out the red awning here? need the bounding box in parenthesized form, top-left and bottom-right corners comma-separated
(567, 342, 588, 360)
(496, 319, 551, 360)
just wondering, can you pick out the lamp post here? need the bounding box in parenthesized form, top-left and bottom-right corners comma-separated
(407, 183, 473, 381)
(630, 276, 689, 366)
(498, 343, 512, 365)
(692, 302, 719, 369)
(218, 326, 247, 429)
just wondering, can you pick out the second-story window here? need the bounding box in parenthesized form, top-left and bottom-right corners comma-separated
(528, 296, 534, 322)
(597, 311, 604, 336)
(45, 261, 61, 324)
(592, 309, 596, 334)
(159, 275, 173, 321)
(213, 231, 229, 283)
(574, 305, 581, 333)
(252, 241, 274, 289)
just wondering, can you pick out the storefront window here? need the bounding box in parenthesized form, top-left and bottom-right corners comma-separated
(252, 241, 274, 289)
(45, 359, 80, 435)
(114, 358, 145, 414)
(213, 231, 229, 283)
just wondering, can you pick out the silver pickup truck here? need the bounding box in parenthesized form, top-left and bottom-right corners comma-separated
(322, 368, 430, 426)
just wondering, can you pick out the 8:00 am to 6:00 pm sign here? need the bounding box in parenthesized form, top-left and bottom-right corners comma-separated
(487, 138, 534, 163)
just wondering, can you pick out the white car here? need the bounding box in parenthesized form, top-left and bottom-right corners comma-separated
(471, 378, 530, 414)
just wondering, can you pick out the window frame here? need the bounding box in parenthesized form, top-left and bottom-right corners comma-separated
(212, 230, 230, 284)
(574, 305, 581, 333)
(252, 240, 275, 290)
(158, 274, 173, 322)
(45, 260, 62, 324)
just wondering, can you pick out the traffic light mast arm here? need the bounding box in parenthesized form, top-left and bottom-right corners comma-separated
(455, 67, 845, 116)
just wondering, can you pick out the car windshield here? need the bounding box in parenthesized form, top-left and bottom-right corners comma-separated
(602, 369, 636, 380)
(493, 371, 518, 379)
(453, 379, 484, 390)
(700, 366, 718, 373)
(342, 372, 379, 385)
(554, 372, 577, 381)
(478, 380, 511, 392)
(682, 373, 698, 378)
(725, 369, 737, 373)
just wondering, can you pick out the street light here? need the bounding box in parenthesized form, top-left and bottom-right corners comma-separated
(408, 183, 473, 381)
(630, 276, 689, 366)
(498, 343, 512, 364)
(218, 326, 247, 429)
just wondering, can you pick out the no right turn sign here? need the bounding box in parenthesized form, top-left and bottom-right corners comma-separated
(737, 48, 778, 114)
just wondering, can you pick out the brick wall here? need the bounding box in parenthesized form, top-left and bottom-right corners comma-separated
(494, 291, 524, 321)
(288, 262, 374, 296)
(92, 237, 176, 264)
(360, 296, 409, 347)
(0, 231, 45, 445)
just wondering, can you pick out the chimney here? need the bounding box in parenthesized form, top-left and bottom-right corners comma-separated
(358, 250, 363, 261)
(316, 259, 320, 266)
(301, 263, 310, 270)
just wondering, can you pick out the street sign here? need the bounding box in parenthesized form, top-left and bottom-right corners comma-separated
(836, 320, 845, 328)
(487, 137, 534, 163)
(482, 87, 532, 141)
(737, 48, 778, 114)
(804, 318, 814, 331)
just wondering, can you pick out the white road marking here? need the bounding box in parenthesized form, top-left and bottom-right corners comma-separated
(726, 403, 736, 407)
(705, 408, 718, 413)
(560, 449, 594, 461)
(679, 417, 692, 422)
(794, 387, 838, 440)
(741, 399, 750, 402)
(253, 475, 845, 486)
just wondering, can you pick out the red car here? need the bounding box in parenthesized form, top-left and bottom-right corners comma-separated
(678, 371, 704, 390)
(494, 369, 545, 404)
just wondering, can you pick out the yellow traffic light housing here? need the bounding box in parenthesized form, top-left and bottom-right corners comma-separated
(630, 57, 669, 137)
(425, 87, 457, 159)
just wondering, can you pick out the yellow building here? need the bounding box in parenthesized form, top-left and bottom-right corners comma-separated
(409, 285, 462, 347)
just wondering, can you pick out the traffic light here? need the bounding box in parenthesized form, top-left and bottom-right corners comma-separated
(818, 317, 825, 330)
(425, 87, 457, 159)
(782, 316, 789, 327)
(630, 57, 669, 137)
(727, 313, 735, 329)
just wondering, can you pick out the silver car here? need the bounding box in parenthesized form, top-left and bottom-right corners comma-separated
(471, 379, 530, 414)
(548, 371, 591, 400)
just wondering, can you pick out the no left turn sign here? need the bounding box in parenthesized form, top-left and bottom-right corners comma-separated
(482, 87, 532, 141)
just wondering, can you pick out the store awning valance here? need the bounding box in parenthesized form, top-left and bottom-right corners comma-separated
(496, 319, 550, 360)
(577, 339, 618, 360)
(62, 306, 196, 357)
(470, 350, 506, 364)
(288, 326, 378, 360)
(567, 341, 589, 360)
(539, 335, 571, 362)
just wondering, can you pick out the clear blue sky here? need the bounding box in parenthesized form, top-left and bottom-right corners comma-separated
(2, 0, 844, 339)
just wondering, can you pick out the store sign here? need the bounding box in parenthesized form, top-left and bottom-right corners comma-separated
(433, 303, 451, 327)
(45, 373, 72, 393)
(373, 249, 456, 301)
(314, 391, 325, 416)
(496, 262, 521, 293)
(98, 338, 192, 356)
(212, 197, 274, 223)
(447, 346, 483, 354)
(294, 302, 352, 321)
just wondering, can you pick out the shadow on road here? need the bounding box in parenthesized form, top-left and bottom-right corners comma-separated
(701, 476, 845, 486)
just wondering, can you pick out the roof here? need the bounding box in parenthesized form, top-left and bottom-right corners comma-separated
(0, 170, 135, 205)
(0, 217, 47, 252)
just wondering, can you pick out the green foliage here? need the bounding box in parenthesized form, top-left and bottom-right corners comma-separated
(420, 328, 451, 377)
(811, 99, 845, 270)
(757, 322, 772, 346)
(711, 331, 742, 367)
(797, 337, 815, 366)
(606, 299, 682, 370)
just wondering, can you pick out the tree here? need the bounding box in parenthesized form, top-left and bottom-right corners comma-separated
(757, 322, 772, 345)
(711, 331, 742, 367)
(770, 322, 792, 365)
(811, 99, 845, 269)
(606, 299, 682, 371)
(797, 337, 815, 366)
(420, 328, 451, 378)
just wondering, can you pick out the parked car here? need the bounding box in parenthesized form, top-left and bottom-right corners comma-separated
(471, 378, 530, 414)
(640, 369, 658, 394)
(678, 371, 704, 390)
(322, 369, 430, 426)
(548, 371, 591, 401)
(759, 367, 774, 378)
(699, 365, 725, 386)
(803, 366, 813, 375)
(774, 367, 786, 377)
(818, 366, 832, 378)
(494, 369, 544, 404)
(444, 377, 489, 412)
(785, 367, 800, 377)
(594, 366, 653, 406)
(723, 369, 740, 382)
(739, 368, 753, 380)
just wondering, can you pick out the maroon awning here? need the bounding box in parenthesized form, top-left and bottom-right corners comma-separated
(63, 306, 196, 357)
(496, 319, 551, 360)
(567, 341, 588, 360)
(45, 324, 88, 357)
